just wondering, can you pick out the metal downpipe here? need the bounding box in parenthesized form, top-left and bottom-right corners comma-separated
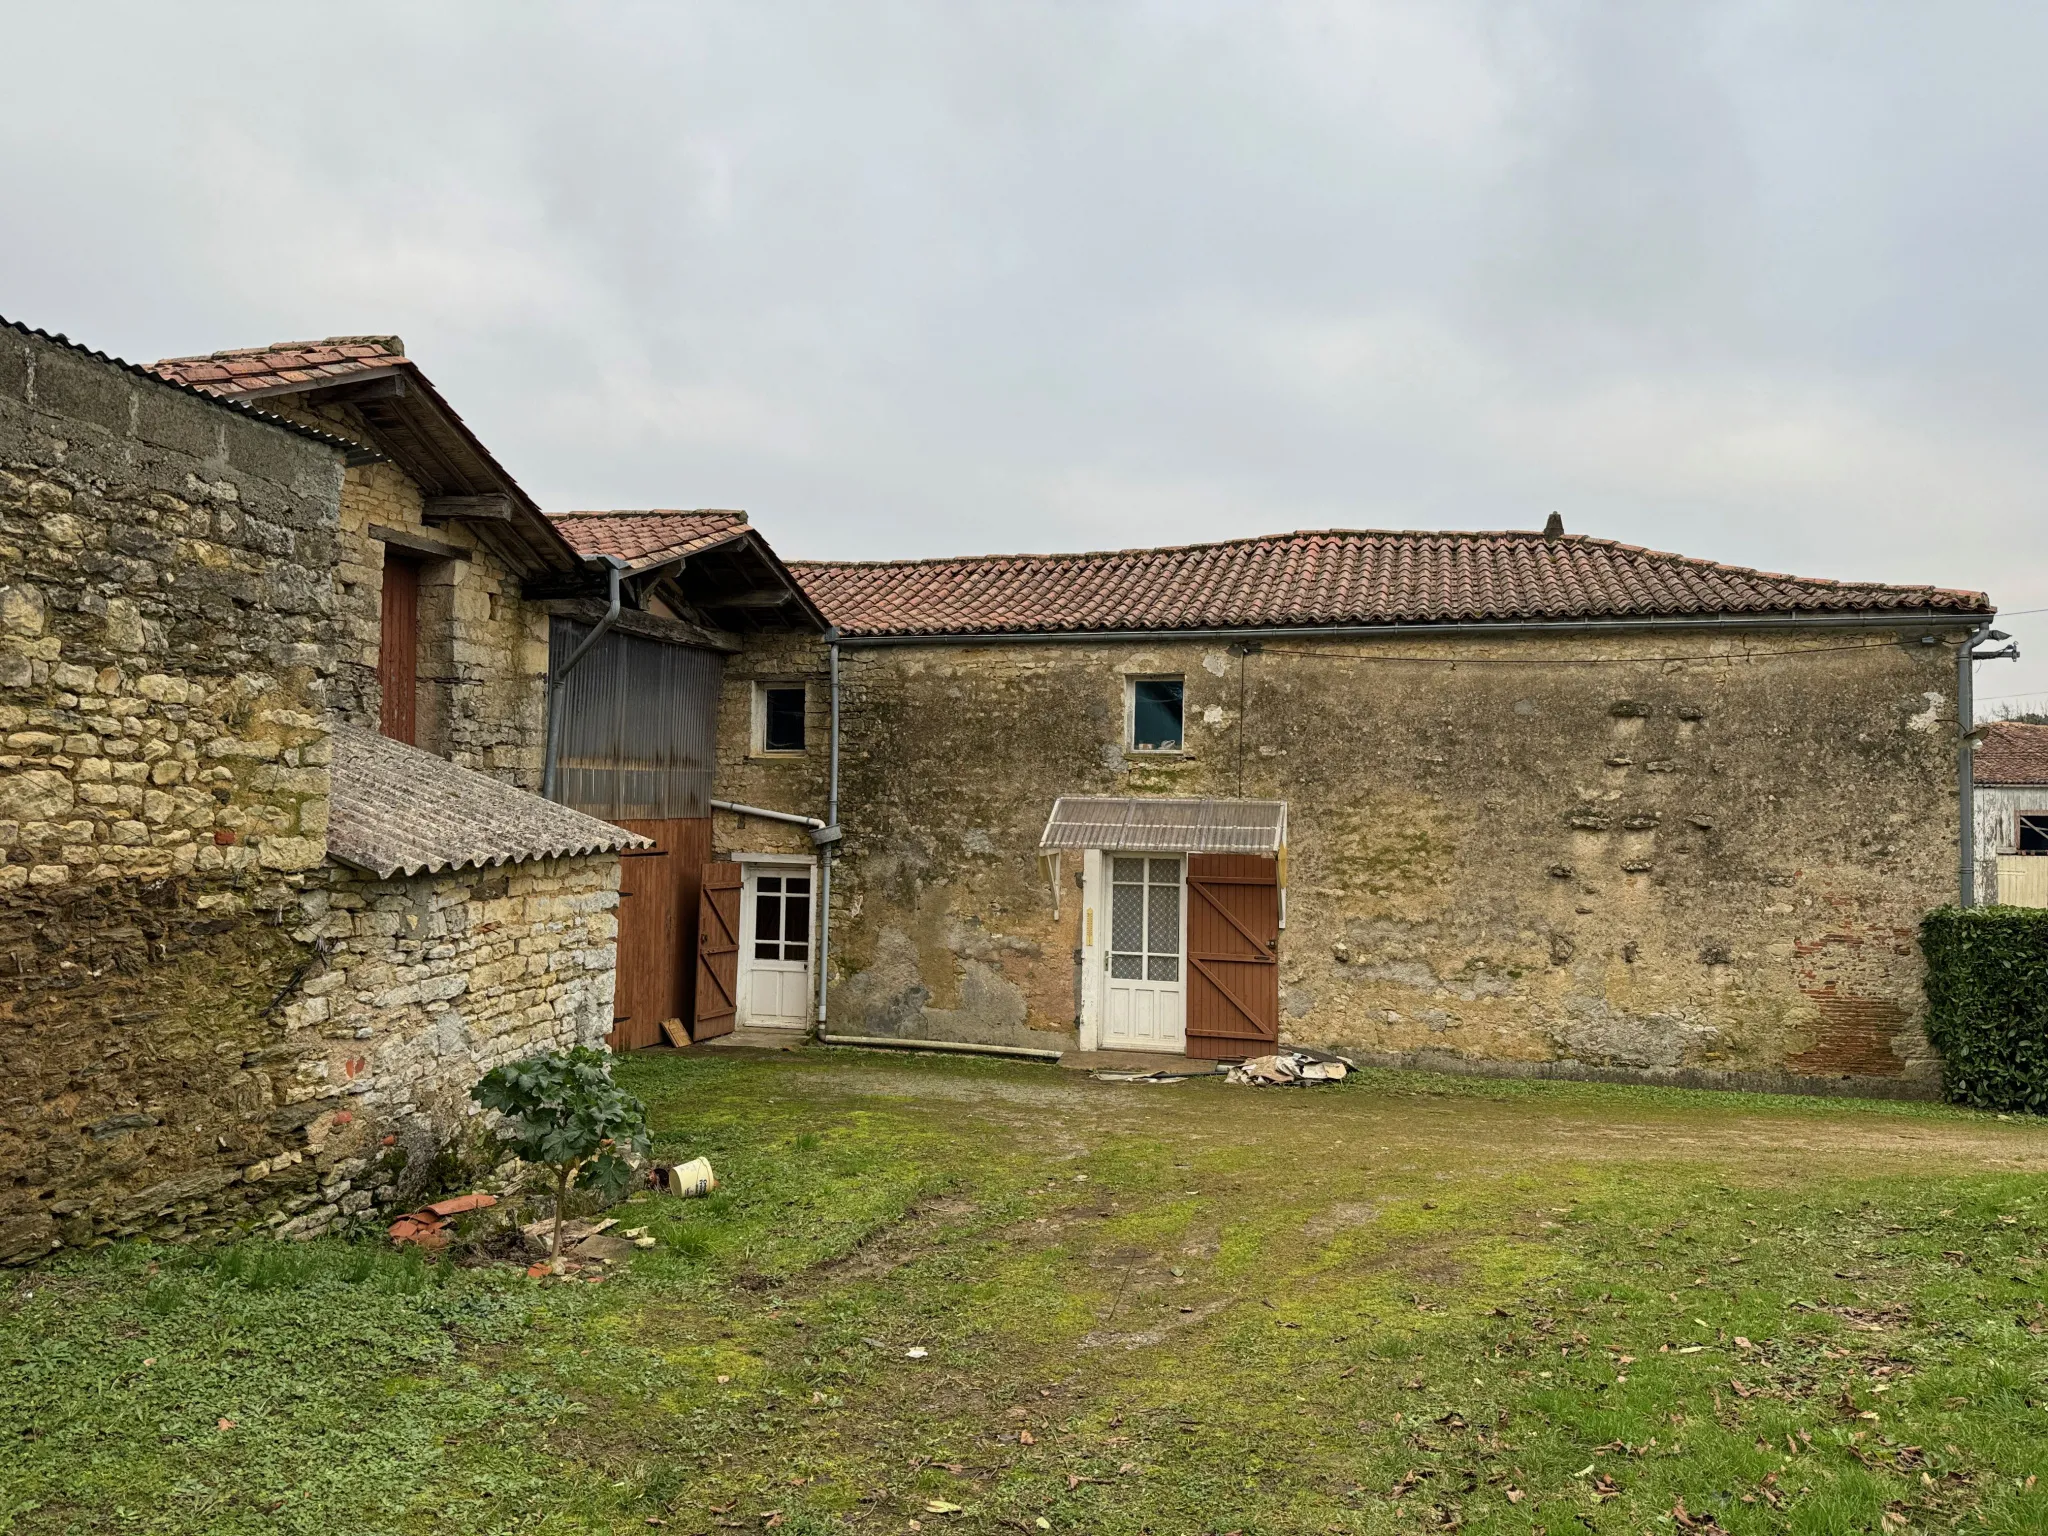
(816, 634, 841, 1029)
(1959, 619, 1994, 907)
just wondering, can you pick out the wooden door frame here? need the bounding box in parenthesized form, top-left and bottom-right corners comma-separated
(1077, 847, 1191, 1054)
(734, 852, 817, 1029)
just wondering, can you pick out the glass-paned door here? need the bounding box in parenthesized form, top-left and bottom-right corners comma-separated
(741, 867, 812, 1028)
(1103, 855, 1185, 1051)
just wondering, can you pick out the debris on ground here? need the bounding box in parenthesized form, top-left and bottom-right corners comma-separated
(387, 1192, 498, 1248)
(1225, 1048, 1354, 1086)
(650, 1156, 718, 1197)
(1092, 1068, 1218, 1084)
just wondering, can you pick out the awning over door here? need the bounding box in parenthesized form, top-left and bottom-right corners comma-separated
(1038, 797, 1287, 854)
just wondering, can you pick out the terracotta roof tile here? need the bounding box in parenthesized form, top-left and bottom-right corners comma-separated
(789, 529, 1991, 637)
(1976, 722, 2048, 786)
(148, 335, 407, 397)
(548, 509, 752, 570)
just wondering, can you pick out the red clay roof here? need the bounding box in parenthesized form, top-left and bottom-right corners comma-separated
(1976, 722, 2048, 786)
(790, 529, 1992, 638)
(147, 335, 406, 396)
(548, 510, 752, 571)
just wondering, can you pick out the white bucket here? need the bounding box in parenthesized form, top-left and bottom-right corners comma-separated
(661, 1156, 718, 1199)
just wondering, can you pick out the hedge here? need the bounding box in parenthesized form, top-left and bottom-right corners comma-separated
(1920, 905, 2048, 1113)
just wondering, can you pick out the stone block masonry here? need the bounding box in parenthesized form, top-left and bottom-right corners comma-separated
(0, 323, 347, 1260)
(261, 854, 620, 1240)
(0, 325, 624, 1260)
(748, 626, 1965, 1092)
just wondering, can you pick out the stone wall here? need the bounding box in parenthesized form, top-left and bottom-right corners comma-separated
(261, 396, 552, 790)
(0, 324, 345, 1260)
(713, 629, 833, 858)
(262, 853, 621, 1239)
(739, 625, 1968, 1090)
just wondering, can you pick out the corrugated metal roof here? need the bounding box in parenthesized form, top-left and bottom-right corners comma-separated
(328, 723, 649, 878)
(1039, 797, 1288, 854)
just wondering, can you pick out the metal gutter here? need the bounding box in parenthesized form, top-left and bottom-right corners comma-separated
(829, 611, 1990, 648)
(818, 1032, 1064, 1062)
(542, 556, 628, 802)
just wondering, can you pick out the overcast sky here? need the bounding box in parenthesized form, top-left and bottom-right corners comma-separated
(5, 2, 2046, 708)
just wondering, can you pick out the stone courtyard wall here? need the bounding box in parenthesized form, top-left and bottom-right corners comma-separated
(258, 853, 620, 1240)
(0, 324, 344, 1261)
(0, 327, 621, 1261)
(730, 624, 1969, 1093)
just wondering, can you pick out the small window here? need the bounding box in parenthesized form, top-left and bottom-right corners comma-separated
(2020, 813, 2048, 853)
(752, 873, 812, 961)
(756, 683, 807, 754)
(1127, 677, 1184, 753)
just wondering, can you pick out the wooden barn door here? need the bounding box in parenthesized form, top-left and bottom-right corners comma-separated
(608, 818, 711, 1050)
(1184, 853, 1280, 1060)
(693, 861, 743, 1040)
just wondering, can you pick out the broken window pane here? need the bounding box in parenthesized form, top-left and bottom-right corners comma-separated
(1130, 678, 1183, 751)
(762, 685, 806, 752)
(2022, 813, 2048, 853)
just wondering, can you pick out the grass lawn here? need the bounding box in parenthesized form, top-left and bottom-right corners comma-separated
(7, 1050, 2048, 1535)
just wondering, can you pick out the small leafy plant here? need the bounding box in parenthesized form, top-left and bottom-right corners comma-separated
(471, 1046, 653, 1272)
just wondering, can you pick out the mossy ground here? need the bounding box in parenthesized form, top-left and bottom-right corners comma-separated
(7, 1050, 2048, 1535)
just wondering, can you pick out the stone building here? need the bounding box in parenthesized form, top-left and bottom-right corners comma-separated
(1970, 722, 2048, 906)
(686, 524, 1991, 1096)
(1, 322, 649, 1261)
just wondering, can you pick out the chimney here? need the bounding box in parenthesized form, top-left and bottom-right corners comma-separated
(1543, 512, 1565, 540)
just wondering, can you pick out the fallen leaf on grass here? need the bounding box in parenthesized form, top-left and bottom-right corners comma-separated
(216, 1418, 235, 1431)
(906, 1347, 929, 1359)
(1019, 1429, 1035, 1444)
(924, 1500, 964, 1514)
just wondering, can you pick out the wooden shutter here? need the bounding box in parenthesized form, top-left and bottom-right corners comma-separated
(1184, 853, 1280, 1060)
(378, 554, 420, 744)
(607, 818, 712, 1050)
(693, 861, 743, 1040)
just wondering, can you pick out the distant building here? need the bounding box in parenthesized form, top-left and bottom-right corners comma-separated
(1971, 722, 2048, 906)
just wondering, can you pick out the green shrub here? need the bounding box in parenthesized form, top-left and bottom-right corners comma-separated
(1920, 905, 2048, 1113)
(472, 1046, 652, 1271)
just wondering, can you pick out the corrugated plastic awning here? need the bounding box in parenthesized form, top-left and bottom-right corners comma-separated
(1039, 797, 1287, 854)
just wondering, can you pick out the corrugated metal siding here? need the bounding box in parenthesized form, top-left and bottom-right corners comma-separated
(550, 619, 724, 819)
(1039, 797, 1287, 853)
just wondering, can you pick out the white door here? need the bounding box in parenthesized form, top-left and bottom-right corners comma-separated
(1102, 855, 1185, 1051)
(740, 865, 813, 1028)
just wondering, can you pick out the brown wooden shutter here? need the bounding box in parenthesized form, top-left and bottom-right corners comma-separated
(692, 861, 743, 1040)
(378, 554, 420, 744)
(1184, 853, 1280, 1060)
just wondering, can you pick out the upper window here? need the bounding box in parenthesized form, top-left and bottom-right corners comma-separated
(2020, 813, 2048, 853)
(1127, 677, 1184, 753)
(755, 683, 807, 754)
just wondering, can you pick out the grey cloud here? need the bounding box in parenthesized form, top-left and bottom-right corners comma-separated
(4, 0, 2045, 703)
